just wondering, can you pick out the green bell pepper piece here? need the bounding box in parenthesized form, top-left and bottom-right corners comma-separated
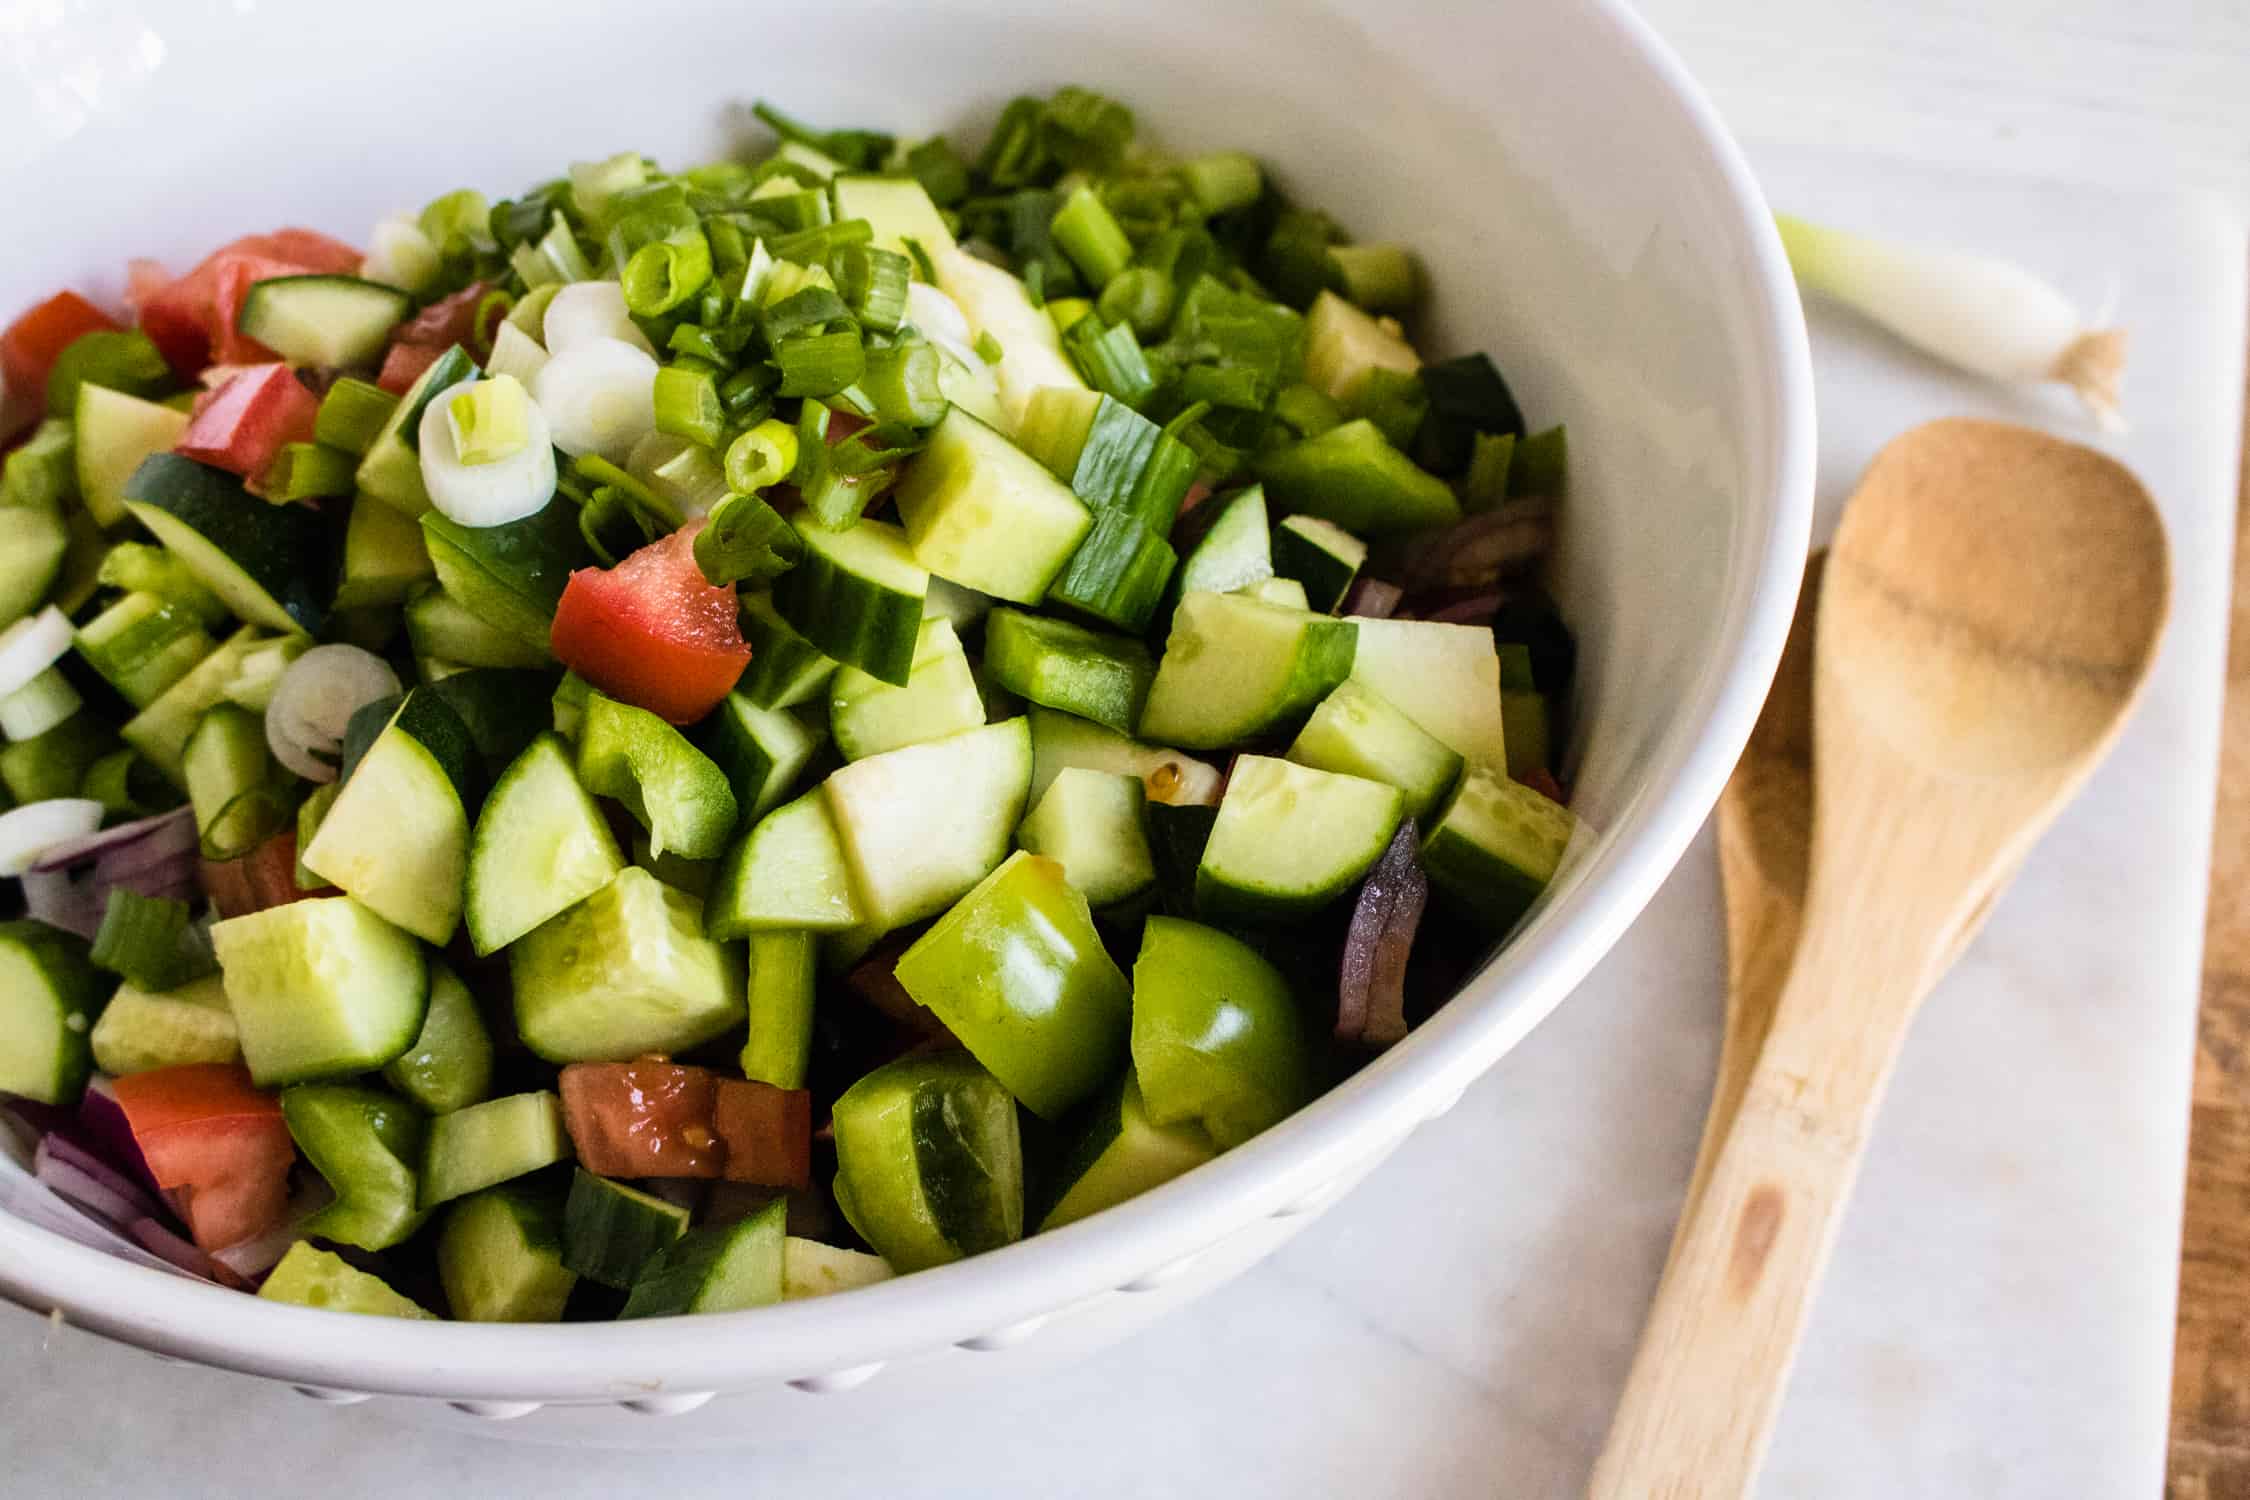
(281, 1083, 429, 1251)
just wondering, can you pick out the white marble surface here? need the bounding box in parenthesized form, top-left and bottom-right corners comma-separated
(2, 150, 2242, 1496)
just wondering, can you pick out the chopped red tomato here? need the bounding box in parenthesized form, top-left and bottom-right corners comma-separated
(137, 229, 361, 375)
(392, 280, 490, 350)
(177, 364, 319, 480)
(558, 1059, 725, 1179)
(110, 1064, 295, 1252)
(124, 258, 174, 316)
(200, 830, 322, 919)
(376, 340, 445, 396)
(549, 521, 753, 724)
(3, 291, 120, 433)
(712, 1080, 812, 1189)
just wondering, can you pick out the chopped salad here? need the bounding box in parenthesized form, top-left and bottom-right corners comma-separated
(0, 87, 1579, 1322)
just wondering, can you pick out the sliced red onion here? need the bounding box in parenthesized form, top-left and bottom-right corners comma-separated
(0, 798, 105, 877)
(1392, 502, 1555, 596)
(34, 1143, 153, 1228)
(1341, 576, 1404, 619)
(29, 805, 198, 876)
(1338, 820, 1429, 1048)
(128, 1216, 231, 1284)
(21, 869, 105, 939)
(265, 644, 401, 783)
(0, 607, 73, 700)
(1415, 591, 1505, 626)
(211, 1177, 332, 1280)
(78, 1076, 161, 1195)
(36, 1133, 166, 1222)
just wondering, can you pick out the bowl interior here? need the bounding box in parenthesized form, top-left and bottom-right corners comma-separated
(0, 0, 1811, 1396)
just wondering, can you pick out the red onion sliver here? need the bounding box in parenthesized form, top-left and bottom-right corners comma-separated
(211, 1178, 333, 1281)
(28, 805, 197, 875)
(1392, 502, 1555, 596)
(1338, 821, 1429, 1048)
(37, 1132, 166, 1221)
(1417, 591, 1504, 626)
(1341, 576, 1404, 619)
(20, 869, 105, 939)
(78, 1075, 162, 1194)
(34, 1145, 152, 1229)
(128, 1217, 235, 1285)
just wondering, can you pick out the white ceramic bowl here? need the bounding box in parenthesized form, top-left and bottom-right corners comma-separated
(0, 0, 1812, 1443)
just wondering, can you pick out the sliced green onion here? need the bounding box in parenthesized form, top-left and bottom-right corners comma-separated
(791, 401, 832, 483)
(1039, 87, 1134, 173)
(1328, 243, 1420, 314)
(569, 151, 650, 227)
(313, 378, 400, 457)
(1096, 266, 1174, 339)
(90, 888, 196, 990)
(1061, 315, 1157, 408)
(630, 432, 731, 517)
(469, 289, 515, 361)
(772, 217, 873, 268)
(973, 330, 1003, 365)
(47, 330, 171, 416)
(725, 417, 800, 493)
(578, 484, 658, 567)
(750, 187, 833, 236)
(751, 101, 893, 173)
(1178, 363, 1266, 412)
(1179, 152, 1262, 216)
(264, 442, 359, 501)
(1259, 208, 1345, 309)
(831, 245, 910, 332)
(1458, 431, 1516, 513)
(975, 96, 1049, 188)
(570, 453, 681, 528)
(859, 342, 947, 428)
(653, 361, 727, 449)
(775, 328, 865, 397)
(667, 323, 729, 365)
(900, 235, 938, 286)
(419, 188, 494, 256)
(904, 137, 972, 207)
(694, 490, 803, 586)
(489, 182, 569, 251)
(623, 236, 715, 318)
(200, 783, 292, 863)
(515, 212, 594, 287)
(719, 362, 781, 418)
(705, 214, 752, 287)
(759, 286, 852, 346)
(506, 281, 562, 341)
(1049, 185, 1132, 289)
(682, 159, 757, 200)
(760, 259, 836, 308)
(362, 215, 440, 294)
(447, 375, 533, 466)
(1047, 297, 1094, 337)
(0, 667, 80, 741)
(485, 321, 551, 387)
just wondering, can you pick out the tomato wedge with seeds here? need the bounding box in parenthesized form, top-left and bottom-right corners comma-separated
(110, 1063, 295, 1252)
(176, 363, 319, 480)
(558, 1059, 725, 1179)
(549, 521, 753, 725)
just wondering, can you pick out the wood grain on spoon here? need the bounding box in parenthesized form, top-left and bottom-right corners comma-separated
(1592, 418, 2170, 1498)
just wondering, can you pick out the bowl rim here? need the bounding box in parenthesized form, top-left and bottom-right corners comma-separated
(0, 0, 1815, 1401)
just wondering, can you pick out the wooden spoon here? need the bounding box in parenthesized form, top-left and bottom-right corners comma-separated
(1591, 418, 2170, 1498)
(1668, 553, 2015, 1252)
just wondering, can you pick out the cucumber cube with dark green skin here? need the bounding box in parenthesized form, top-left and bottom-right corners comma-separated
(234, 274, 411, 367)
(404, 587, 549, 670)
(770, 517, 929, 687)
(122, 453, 334, 637)
(1016, 767, 1155, 908)
(301, 687, 480, 944)
(1138, 591, 1357, 750)
(1129, 916, 1309, 1150)
(699, 691, 826, 818)
(1271, 514, 1367, 614)
(211, 896, 429, 1087)
(282, 1083, 430, 1251)
(620, 1197, 788, 1319)
(0, 505, 69, 623)
(1346, 616, 1509, 771)
(1195, 756, 1404, 922)
(334, 494, 435, 611)
(1258, 419, 1461, 536)
(1419, 765, 1577, 932)
(508, 867, 743, 1063)
(893, 406, 1093, 606)
(438, 1182, 578, 1323)
(75, 591, 216, 709)
(259, 1242, 434, 1318)
(983, 608, 1154, 737)
(1172, 486, 1273, 599)
(381, 962, 494, 1113)
(120, 625, 264, 788)
(1036, 1069, 1216, 1231)
(420, 1090, 572, 1210)
(826, 617, 985, 761)
(821, 718, 1032, 936)
(737, 592, 840, 710)
(74, 384, 189, 529)
(895, 850, 1132, 1119)
(831, 1052, 1024, 1272)
(563, 1168, 692, 1289)
(419, 493, 589, 653)
(356, 344, 477, 515)
(575, 691, 739, 860)
(88, 975, 239, 1077)
(707, 791, 863, 937)
(467, 732, 625, 956)
(1026, 707, 1224, 810)
(0, 920, 110, 1105)
(1287, 679, 1464, 823)
(1045, 508, 1177, 636)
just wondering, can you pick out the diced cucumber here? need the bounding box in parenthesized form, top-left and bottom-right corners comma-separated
(828, 616, 984, 761)
(771, 516, 928, 686)
(0, 921, 108, 1105)
(742, 930, 817, 1091)
(1037, 1069, 1215, 1231)
(930, 244, 1087, 433)
(0, 505, 69, 623)
(1419, 765, 1577, 932)
(302, 688, 478, 944)
(700, 692, 825, 820)
(421, 1090, 572, 1209)
(1173, 486, 1273, 597)
(259, 1242, 434, 1318)
(96, 542, 230, 627)
(463, 732, 626, 955)
(1015, 767, 1155, 907)
(419, 494, 588, 652)
(1017, 387, 1195, 528)
(1271, 514, 1366, 612)
(738, 591, 840, 709)
(2, 711, 118, 804)
(333, 494, 435, 611)
(1345, 616, 1508, 770)
(122, 454, 331, 636)
(1497, 644, 1551, 777)
(1046, 508, 1177, 635)
(423, 666, 553, 782)
(120, 625, 267, 787)
(76, 591, 217, 709)
(380, 962, 494, 1114)
(831, 1052, 1024, 1272)
(438, 1183, 578, 1323)
(1027, 706, 1223, 809)
(210, 896, 429, 1086)
(707, 791, 862, 937)
(182, 702, 281, 859)
(984, 609, 1152, 739)
(896, 850, 1131, 1118)
(356, 344, 478, 515)
(1302, 289, 1419, 405)
(563, 1167, 691, 1289)
(73, 384, 189, 530)
(283, 1083, 428, 1251)
(821, 717, 1032, 935)
(832, 175, 956, 260)
(87, 974, 238, 1076)
(1130, 916, 1308, 1149)
(620, 1197, 787, 1319)
(1240, 576, 1310, 610)
(235, 274, 411, 367)
(403, 586, 547, 670)
(922, 575, 994, 632)
(782, 1236, 894, 1299)
(1259, 419, 1460, 536)
(633, 837, 716, 899)
(893, 407, 1092, 605)
(509, 867, 743, 1063)
(1287, 679, 1464, 823)
(1196, 756, 1405, 921)
(576, 691, 740, 859)
(1138, 591, 1356, 749)
(313, 377, 400, 457)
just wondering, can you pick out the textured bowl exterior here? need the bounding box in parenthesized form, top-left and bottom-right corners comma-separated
(0, 0, 1813, 1439)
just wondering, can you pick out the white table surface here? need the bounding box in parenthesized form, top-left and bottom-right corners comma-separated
(7, 6, 2248, 1496)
